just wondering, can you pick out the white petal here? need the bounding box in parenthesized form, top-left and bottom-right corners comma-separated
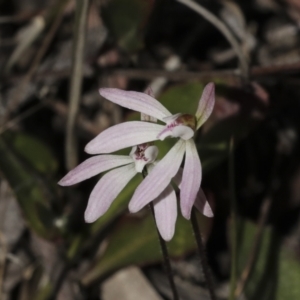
(58, 155, 133, 186)
(172, 167, 183, 188)
(173, 160, 211, 218)
(129, 140, 185, 212)
(84, 164, 137, 223)
(99, 88, 172, 121)
(196, 83, 215, 129)
(180, 140, 202, 219)
(194, 189, 214, 217)
(85, 121, 165, 154)
(153, 184, 177, 241)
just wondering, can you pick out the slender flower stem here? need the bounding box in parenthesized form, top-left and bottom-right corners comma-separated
(229, 137, 237, 300)
(149, 203, 180, 300)
(191, 209, 216, 300)
(142, 169, 179, 300)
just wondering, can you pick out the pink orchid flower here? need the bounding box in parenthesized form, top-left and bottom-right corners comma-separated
(88, 83, 215, 220)
(59, 83, 214, 241)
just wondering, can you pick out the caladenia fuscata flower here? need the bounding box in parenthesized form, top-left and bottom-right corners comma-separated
(90, 83, 215, 221)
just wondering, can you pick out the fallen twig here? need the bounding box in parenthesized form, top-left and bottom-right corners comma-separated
(65, 0, 89, 170)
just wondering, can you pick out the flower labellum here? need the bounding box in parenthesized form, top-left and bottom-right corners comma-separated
(130, 143, 158, 173)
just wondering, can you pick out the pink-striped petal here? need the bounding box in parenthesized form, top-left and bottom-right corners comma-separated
(195, 82, 215, 129)
(129, 140, 185, 213)
(173, 167, 212, 218)
(84, 163, 137, 223)
(58, 155, 133, 186)
(99, 88, 171, 122)
(180, 139, 202, 219)
(194, 189, 214, 217)
(153, 184, 177, 241)
(172, 167, 183, 188)
(85, 121, 165, 154)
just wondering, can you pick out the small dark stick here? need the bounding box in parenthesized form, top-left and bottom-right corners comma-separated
(191, 209, 217, 300)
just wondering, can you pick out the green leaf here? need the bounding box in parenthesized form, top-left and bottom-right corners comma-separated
(102, 0, 154, 52)
(0, 135, 59, 239)
(81, 212, 209, 286)
(67, 173, 143, 260)
(158, 82, 205, 114)
(198, 116, 258, 174)
(277, 249, 300, 299)
(237, 220, 300, 300)
(6, 132, 58, 175)
(237, 220, 274, 299)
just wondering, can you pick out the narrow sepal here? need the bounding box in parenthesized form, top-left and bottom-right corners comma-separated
(85, 121, 165, 154)
(153, 184, 177, 241)
(84, 164, 137, 223)
(196, 83, 215, 129)
(58, 155, 132, 186)
(99, 88, 171, 121)
(180, 140, 202, 219)
(194, 189, 214, 217)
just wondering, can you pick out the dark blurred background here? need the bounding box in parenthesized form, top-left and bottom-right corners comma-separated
(1, 0, 300, 299)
